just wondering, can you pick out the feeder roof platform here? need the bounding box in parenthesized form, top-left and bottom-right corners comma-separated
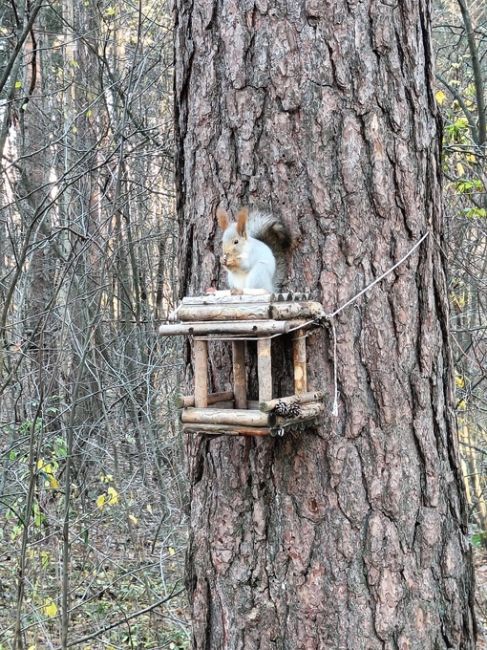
(158, 291, 325, 339)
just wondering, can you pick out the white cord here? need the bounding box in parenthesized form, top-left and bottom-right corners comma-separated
(323, 231, 429, 416)
(324, 231, 430, 320)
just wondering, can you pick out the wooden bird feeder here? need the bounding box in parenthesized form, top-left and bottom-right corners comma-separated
(158, 291, 326, 437)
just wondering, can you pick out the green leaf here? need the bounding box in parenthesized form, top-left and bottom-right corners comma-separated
(455, 180, 474, 193)
(464, 207, 487, 219)
(454, 117, 469, 128)
(471, 531, 487, 547)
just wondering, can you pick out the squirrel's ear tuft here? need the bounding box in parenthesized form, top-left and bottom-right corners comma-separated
(216, 207, 229, 231)
(236, 208, 249, 237)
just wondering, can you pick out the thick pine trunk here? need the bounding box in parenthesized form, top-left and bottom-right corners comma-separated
(174, 1, 476, 648)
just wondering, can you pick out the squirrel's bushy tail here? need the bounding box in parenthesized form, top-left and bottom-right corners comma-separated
(248, 211, 291, 291)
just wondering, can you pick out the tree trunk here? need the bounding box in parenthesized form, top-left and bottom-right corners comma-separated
(174, 1, 476, 648)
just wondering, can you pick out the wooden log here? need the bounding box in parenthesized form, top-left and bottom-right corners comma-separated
(193, 340, 208, 407)
(275, 402, 325, 426)
(182, 403, 323, 437)
(257, 338, 272, 402)
(175, 391, 234, 408)
(182, 423, 270, 437)
(159, 320, 291, 337)
(182, 293, 276, 305)
(286, 320, 316, 331)
(292, 332, 308, 393)
(181, 407, 272, 427)
(208, 401, 235, 409)
(179, 400, 236, 410)
(174, 303, 272, 322)
(232, 341, 247, 409)
(159, 319, 314, 338)
(270, 301, 325, 321)
(259, 390, 326, 412)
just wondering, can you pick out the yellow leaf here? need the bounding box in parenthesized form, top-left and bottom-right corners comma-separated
(128, 514, 138, 525)
(168, 547, 176, 556)
(466, 154, 477, 164)
(96, 494, 106, 510)
(146, 504, 153, 514)
(43, 598, 58, 618)
(455, 375, 465, 389)
(435, 90, 447, 106)
(105, 6, 116, 15)
(457, 399, 467, 411)
(456, 162, 465, 177)
(451, 291, 466, 310)
(107, 487, 119, 505)
(47, 475, 60, 490)
(37, 459, 45, 470)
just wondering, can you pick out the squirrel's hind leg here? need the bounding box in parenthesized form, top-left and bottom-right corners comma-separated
(245, 265, 274, 293)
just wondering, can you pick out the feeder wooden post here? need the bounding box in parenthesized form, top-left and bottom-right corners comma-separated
(257, 338, 272, 402)
(232, 341, 247, 409)
(193, 339, 208, 407)
(293, 332, 307, 393)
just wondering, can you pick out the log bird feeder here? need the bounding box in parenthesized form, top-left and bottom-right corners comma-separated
(158, 291, 326, 437)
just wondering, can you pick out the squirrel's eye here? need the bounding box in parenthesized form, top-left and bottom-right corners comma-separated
(233, 239, 239, 244)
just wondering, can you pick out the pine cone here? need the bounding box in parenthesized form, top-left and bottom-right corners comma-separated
(272, 401, 302, 419)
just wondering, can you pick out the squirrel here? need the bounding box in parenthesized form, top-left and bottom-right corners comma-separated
(216, 206, 291, 293)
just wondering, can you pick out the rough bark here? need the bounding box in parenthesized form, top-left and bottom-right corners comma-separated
(174, 1, 476, 648)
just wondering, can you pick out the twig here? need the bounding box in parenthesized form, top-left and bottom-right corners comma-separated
(55, 586, 185, 649)
(0, 0, 43, 97)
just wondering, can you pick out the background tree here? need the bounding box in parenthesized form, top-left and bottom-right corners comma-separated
(0, 1, 187, 647)
(174, 1, 476, 648)
(433, 0, 487, 545)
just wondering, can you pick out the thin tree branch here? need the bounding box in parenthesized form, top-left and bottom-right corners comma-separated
(456, 0, 487, 145)
(55, 587, 185, 649)
(0, 0, 43, 98)
(436, 73, 479, 144)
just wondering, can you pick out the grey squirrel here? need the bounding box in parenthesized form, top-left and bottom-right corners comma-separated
(216, 207, 291, 292)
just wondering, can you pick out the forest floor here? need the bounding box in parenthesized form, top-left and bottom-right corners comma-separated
(0, 442, 484, 650)
(0, 438, 191, 649)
